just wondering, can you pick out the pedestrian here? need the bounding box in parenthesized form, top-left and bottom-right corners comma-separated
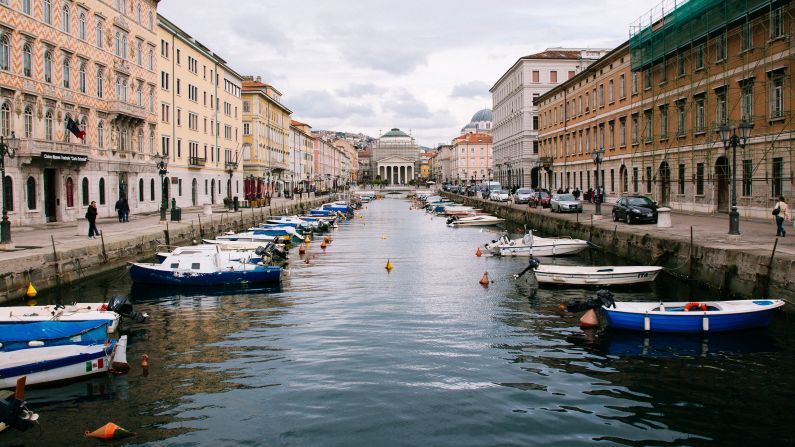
(114, 197, 124, 222)
(573, 187, 581, 200)
(773, 195, 790, 237)
(86, 201, 99, 239)
(121, 196, 130, 222)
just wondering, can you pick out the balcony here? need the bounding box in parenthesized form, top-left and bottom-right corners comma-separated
(106, 100, 149, 124)
(189, 156, 206, 168)
(17, 139, 91, 163)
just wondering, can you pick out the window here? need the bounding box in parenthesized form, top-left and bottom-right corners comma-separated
(645, 166, 653, 193)
(78, 12, 86, 40)
(676, 100, 686, 136)
(608, 79, 614, 103)
(644, 110, 653, 142)
(96, 67, 104, 97)
(96, 19, 103, 48)
(770, 7, 784, 39)
(715, 31, 726, 62)
(633, 167, 639, 192)
(43, 0, 52, 24)
(696, 163, 705, 195)
(148, 12, 153, 30)
(0, 103, 8, 137)
(660, 105, 668, 139)
(2, 176, 11, 211)
(26, 177, 36, 209)
(137, 128, 143, 152)
(694, 44, 704, 70)
(161, 71, 169, 90)
(532, 70, 539, 83)
(62, 56, 71, 88)
(22, 43, 31, 77)
(716, 89, 727, 125)
(619, 118, 626, 146)
(79, 117, 86, 145)
(608, 121, 615, 148)
(81, 178, 89, 206)
(176, 48, 180, 64)
(772, 157, 783, 197)
(116, 0, 127, 13)
(114, 30, 128, 58)
(136, 41, 142, 65)
(598, 84, 604, 106)
(741, 21, 752, 52)
(136, 3, 141, 22)
(176, 78, 180, 95)
(677, 52, 685, 76)
(658, 60, 667, 83)
(643, 68, 651, 89)
(22, 0, 31, 14)
(0, 35, 8, 71)
(631, 72, 638, 95)
(550, 71, 557, 83)
(161, 135, 170, 156)
(44, 110, 53, 140)
(65, 177, 74, 207)
(138, 178, 143, 201)
(149, 88, 154, 113)
(161, 103, 169, 123)
(742, 160, 752, 196)
(631, 113, 638, 144)
(243, 123, 250, 135)
(61, 3, 71, 33)
(44, 50, 52, 83)
(769, 72, 784, 118)
(115, 76, 127, 101)
(78, 62, 86, 93)
(23, 107, 32, 138)
(741, 82, 753, 121)
(136, 85, 142, 106)
(694, 96, 705, 132)
(148, 48, 154, 70)
(678, 164, 685, 194)
(150, 178, 155, 201)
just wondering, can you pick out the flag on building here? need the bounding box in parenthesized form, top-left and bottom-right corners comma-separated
(66, 117, 86, 140)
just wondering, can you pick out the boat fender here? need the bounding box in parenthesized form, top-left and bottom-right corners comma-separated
(684, 302, 708, 312)
(85, 422, 136, 440)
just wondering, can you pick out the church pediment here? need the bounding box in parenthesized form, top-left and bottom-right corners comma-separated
(376, 155, 416, 164)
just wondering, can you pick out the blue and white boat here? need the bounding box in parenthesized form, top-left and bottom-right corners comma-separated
(0, 321, 109, 352)
(264, 216, 318, 232)
(249, 226, 306, 244)
(129, 246, 282, 286)
(603, 299, 785, 333)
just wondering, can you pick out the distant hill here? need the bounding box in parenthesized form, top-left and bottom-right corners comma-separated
(313, 130, 377, 150)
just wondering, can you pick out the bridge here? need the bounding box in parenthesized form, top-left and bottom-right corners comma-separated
(351, 185, 437, 196)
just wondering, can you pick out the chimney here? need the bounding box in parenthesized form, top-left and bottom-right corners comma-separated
(256, 76, 262, 82)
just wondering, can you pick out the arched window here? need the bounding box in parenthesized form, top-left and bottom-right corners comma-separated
(22, 0, 31, 15)
(136, 85, 142, 106)
(98, 178, 105, 205)
(26, 177, 36, 210)
(147, 11, 153, 30)
(149, 178, 154, 201)
(114, 31, 120, 57)
(65, 177, 74, 208)
(136, 40, 141, 65)
(81, 177, 89, 206)
(136, 3, 141, 22)
(0, 35, 9, 71)
(149, 129, 154, 153)
(78, 12, 86, 40)
(97, 120, 104, 148)
(78, 62, 86, 93)
(44, 110, 53, 140)
(43, 0, 52, 25)
(62, 57, 70, 89)
(62, 3, 71, 33)
(63, 114, 71, 142)
(22, 43, 31, 77)
(147, 48, 153, 70)
(96, 67, 103, 97)
(3, 176, 12, 211)
(95, 18, 103, 48)
(79, 117, 87, 145)
(137, 128, 143, 152)
(0, 103, 9, 137)
(44, 50, 52, 83)
(23, 107, 32, 138)
(148, 87, 154, 113)
(138, 178, 143, 201)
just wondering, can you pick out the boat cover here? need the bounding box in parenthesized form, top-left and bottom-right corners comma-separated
(0, 320, 108, 343)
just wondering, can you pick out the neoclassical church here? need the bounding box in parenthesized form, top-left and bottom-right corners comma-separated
(373, 128, 420, 185)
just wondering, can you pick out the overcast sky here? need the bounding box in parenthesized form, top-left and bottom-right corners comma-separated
(159, 0, 661, 147)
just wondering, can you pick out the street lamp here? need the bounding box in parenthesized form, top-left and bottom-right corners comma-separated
(155, 153, 168, 222)
(592, 147, 605, 216)
(719, 121, 752, 236)
(1, 132, 19, 247)
(225, 160, 238, 208)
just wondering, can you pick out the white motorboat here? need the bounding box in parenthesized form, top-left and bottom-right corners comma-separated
(447, 215, 505, 227)
(156, 244, 285, 263)
(531, 265, 663, 286)
(0, 295, 148, 332)
(494, 231, 589, 257)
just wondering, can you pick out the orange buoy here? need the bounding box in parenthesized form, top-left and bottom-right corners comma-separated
(85, 423, 136, 440)
(298, 245, 306, 255)
(140, 354, 149, 369)
(475, 247, 482, 257)
(579, 309, 599, 328)
(323, 235, 332, 244)
(385, 259, 394, 272)
(320, 241, 327, 250)
(479, 272, 490, 286)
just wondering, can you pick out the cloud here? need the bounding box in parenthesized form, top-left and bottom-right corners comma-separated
(450, 81, 491, 98)
(383, 91, 433, 119)
(286, 90, 373, 120)
(335, 83, 386, 98)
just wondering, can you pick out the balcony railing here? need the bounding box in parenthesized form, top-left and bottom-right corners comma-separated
(189, 156, 206, 167)
(107, 100, 149, 121)
(17, 139, 91, 159)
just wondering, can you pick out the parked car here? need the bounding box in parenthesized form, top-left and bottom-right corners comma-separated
(529, 191, 551, 208)
(612, 195, 658, 224)
(513, 188, 535, 204)
(489, 189, 510, 202)
(550, 193, 583, 213)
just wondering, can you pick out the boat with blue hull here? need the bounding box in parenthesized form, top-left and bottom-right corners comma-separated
(603, 299, 785, 333)
(0, 321, 109, 352)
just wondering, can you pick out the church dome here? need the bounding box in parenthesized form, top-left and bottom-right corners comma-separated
(381, 128, 410, 138)
(470, 109, 492, 123)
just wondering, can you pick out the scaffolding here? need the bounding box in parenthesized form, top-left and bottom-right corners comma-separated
(626, 0, 793, 214)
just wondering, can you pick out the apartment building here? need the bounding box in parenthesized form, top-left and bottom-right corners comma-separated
(288, 119, 313, 192)
(450, 132, 492, 185)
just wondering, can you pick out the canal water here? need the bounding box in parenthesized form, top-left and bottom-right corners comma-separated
(6, 198, 795, 447)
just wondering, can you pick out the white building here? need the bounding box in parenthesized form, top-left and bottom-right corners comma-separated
(490, 48, 608, 189)
(373, 128, 419, 185)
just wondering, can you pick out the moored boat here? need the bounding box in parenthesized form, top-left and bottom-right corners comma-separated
(447, 215, 505, 227)
(0, 321, 109, 352)
(531, 265, 662, 286)
(494, 231, 589, 257)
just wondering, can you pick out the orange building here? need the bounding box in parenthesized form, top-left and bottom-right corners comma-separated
(537, 0, 793, 219)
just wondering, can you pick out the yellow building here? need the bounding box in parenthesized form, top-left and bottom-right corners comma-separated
(0, 0, 160, 225)
(241, 76, 291, 198)
(157, 15, 244, 208)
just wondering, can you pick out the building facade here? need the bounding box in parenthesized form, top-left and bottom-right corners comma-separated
(241, 76, 291, 199)
(288, 119, 313, 192)
(537, 0, 793, 219)
(450, 133, 492, 185)
(490, 48, 609, 190)
(372, 128, 418, 185)
(157, 15, 244, 209)
(0, 0, 160, 225)
(435, 144, 452, 183)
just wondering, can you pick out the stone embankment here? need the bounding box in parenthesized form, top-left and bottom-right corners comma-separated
(0, 198, 326, 303)
(445, 193, 795, 300)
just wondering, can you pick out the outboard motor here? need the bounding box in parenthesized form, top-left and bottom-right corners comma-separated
(0, 397, 38, 432)
(513, 257, 541, 279)
(254, 245, 268, 256)
(107, 295, 148, 323)
(560, 289, 616, 312)
(271, 245, 288, 261)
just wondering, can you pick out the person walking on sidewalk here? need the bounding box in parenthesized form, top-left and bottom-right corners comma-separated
(86, 201, 100, 239)
(121, 197, 130, 222)
(114, 197, 124, 222)
(774, 196, 791, 237)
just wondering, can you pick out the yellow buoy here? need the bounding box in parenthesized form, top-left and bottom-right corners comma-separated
(385, 259, 394, 272)
(381, 235, 387, 240)
(304, 237, 311, 244)
(26, 282, 37, 298)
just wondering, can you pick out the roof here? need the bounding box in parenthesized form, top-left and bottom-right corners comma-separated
(490, 47, 611, 92)
(453, 133, 493, 144)
(470, 108, 492, 122)
(381, 128, 410, 138)
(291, 119, 309, 127)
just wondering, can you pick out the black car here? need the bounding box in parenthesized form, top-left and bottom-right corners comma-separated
(612, 196, 658, 224)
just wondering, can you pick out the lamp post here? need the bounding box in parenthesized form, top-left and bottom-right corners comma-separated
(719, 121, 752, 236)
(225, 160, 238, 209)
(0, 132, 19, 247)
(592, 147, 605, 216)
(155, 153, 168, 223)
